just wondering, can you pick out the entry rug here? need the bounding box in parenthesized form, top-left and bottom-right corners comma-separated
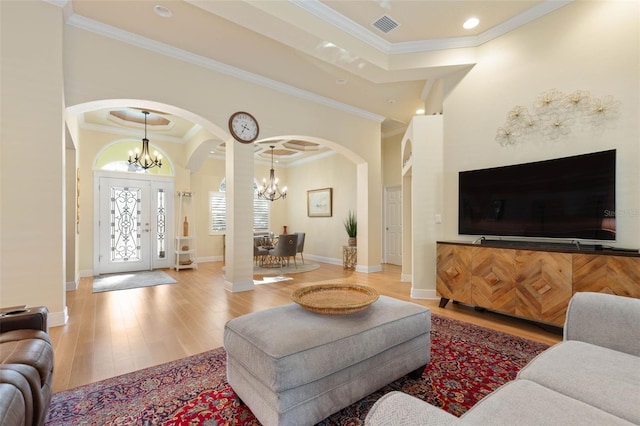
(92, 270, 177, 293)
(45, 314, 550, 425)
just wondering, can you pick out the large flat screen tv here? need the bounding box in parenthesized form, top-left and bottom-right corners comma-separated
(458, 150, 616, 241)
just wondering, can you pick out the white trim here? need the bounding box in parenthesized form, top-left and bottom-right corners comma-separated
(304, 253, 340, 266)
(65, 14, 384, 123)
(49, 306, 69, 327)
(356, 264, 382, 273)
(304, 253, 381, 273)
(293, 0, 573, 54)
(44, 0, 68, 8)
(410, 288, 438, 300)
(401, 273, 412, 283)
(66, 278, 79, 291)
(224, 279, 254, 293)
(197, 256, 219, 263)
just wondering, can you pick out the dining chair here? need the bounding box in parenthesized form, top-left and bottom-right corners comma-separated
(268, 234, 298, 272)
(254, 236, 269, 265)
(295, 232, 306, 264)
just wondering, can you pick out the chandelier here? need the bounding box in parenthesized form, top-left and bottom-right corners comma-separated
(128, 110, 162, 170)
(257, 146, 287, 201)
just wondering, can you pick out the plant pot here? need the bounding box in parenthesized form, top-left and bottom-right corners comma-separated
(348, 237, 357, 247)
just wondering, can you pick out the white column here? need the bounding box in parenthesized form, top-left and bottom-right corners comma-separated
(224, 141, 255, 292)
(410, 115, 444, 299)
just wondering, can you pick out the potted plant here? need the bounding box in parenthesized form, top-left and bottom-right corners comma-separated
(344, 210, 357, 246)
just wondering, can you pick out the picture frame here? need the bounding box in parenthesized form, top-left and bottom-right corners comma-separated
(307, 188, 333, 217)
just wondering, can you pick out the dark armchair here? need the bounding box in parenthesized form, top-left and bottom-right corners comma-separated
(0, 306, 53, 426)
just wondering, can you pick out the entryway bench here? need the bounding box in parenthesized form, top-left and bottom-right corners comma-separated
(224, 295, 431, 426)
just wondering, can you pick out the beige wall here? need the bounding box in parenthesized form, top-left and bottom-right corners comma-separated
(284, 153, 357, 262)
(65, 147, 78, 289)
(442, 0, 639, 248)
(1, 1, 67, 323)
(382, 133, 403, 188)
(3, 1, 637, 322)
(64, 18, 382, 278)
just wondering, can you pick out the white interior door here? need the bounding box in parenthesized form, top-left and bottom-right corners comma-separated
(385, 186, 402, 265)
(95, 173, 173, 275)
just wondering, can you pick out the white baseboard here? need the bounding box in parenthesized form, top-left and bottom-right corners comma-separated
(66, 277, 79, 291)
(224, 279, 254, 293)
(305, 254, 382, 273)
(49, 306, 69, 327)
(401, 273, 412, 282)
(356, 264, 382, 273)
(410, 288, 439, 300)
(305, 254, 340, 266)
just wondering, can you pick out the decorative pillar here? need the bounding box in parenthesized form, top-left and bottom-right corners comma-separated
(224, 141, 255, 292)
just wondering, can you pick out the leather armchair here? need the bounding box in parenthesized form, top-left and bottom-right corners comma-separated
(0, 307, 54, 426)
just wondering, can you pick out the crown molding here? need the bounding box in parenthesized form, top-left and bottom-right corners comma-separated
(65, 14, 384, 123)
(43, 0, 68, 8)
(290, 0, 391, 53)
(292, 0, 573, 55)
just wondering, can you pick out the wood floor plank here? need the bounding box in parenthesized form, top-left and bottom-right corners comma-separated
(50, 261, 562, 393)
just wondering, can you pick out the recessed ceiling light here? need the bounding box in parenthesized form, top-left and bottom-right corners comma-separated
(463, 17, 479, 30)
(387, 99, 396, 104)
(154, 5, 173, 18)
(416, 109, 425, 115)
(336, 79, 347, 85)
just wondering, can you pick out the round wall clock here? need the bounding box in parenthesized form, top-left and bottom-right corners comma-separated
(228, 111, 259, 143)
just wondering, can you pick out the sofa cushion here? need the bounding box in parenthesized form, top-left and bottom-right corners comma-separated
(462, 379, 634, 426)
(365, 391, 459, 426)
(517, 341, 640, 424)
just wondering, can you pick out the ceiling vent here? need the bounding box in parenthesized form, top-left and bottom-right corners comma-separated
(372, 15, 399, 34)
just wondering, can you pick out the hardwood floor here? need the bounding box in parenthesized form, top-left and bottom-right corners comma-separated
(49, 261, 562, 393)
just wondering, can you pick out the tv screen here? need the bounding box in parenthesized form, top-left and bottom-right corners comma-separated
(458, 150, 616, 241)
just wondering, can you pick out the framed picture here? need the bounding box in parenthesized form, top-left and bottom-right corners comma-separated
(307, 188, 333, 217)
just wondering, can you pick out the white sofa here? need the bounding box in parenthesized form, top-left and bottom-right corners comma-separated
(366, 292, 640, 426)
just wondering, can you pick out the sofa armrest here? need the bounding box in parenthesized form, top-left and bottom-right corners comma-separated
(365, 391, 460, 425)
(0, 307, 48, 334)
(564, 292, 640, 356)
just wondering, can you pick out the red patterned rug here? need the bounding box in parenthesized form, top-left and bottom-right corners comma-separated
(45, 314, 550, 425)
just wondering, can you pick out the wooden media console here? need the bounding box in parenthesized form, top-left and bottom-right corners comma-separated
(436, 241, 640, 326)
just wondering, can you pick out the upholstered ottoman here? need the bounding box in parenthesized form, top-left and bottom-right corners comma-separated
(224, 295, 431, 426)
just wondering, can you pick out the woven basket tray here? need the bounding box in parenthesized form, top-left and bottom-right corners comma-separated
(291, 283, 379, 315)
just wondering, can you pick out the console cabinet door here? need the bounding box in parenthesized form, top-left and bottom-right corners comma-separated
(573, 254, 640, 298)
(471, 248, 516, 314)
(436, 244, 473, 304)
(515, 250, 572, 326)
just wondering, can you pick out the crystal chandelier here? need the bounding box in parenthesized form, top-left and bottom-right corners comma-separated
(257, 146, 287, 201)
(128, 110, 162, 170)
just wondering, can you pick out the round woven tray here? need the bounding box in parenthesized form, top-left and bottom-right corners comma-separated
(291, 283, 379, 315)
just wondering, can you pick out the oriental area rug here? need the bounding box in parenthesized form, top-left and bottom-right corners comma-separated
(45, 315, 550, 425)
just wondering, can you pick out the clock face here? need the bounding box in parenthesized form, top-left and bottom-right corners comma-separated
(229, 111, 259, 143)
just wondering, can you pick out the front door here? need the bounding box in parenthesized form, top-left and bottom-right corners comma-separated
(94, 173, 173, 275)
